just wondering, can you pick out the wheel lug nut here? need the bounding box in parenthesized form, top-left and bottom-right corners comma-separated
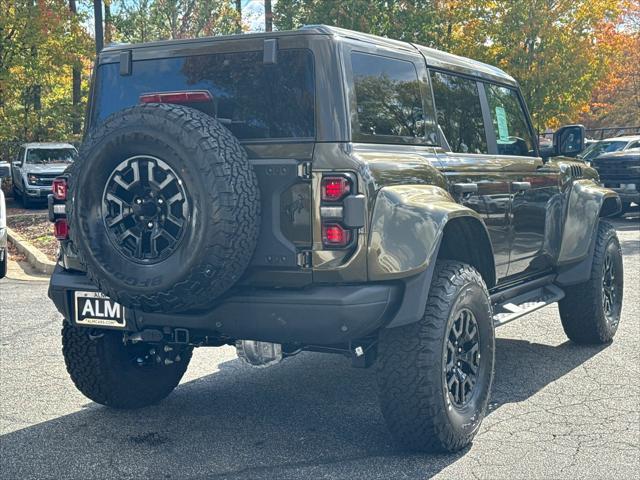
(147, 222, 154, 228)
(158, 198, 163, 204)
(136, 198, 142, 204)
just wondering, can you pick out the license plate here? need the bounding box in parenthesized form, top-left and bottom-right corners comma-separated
(621, 183, 636, 190)
(74, 291, 126, 328)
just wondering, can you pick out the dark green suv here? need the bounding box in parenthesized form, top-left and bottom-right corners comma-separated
(48, 26, 624, 453)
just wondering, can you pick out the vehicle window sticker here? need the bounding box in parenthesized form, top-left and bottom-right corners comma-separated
(495, 106, 509, 140)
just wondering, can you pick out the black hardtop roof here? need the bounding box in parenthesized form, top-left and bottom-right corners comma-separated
(101, 24, 517, 87)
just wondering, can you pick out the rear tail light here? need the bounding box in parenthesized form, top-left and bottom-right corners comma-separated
(322, 223, 351, 247)
(52, 177, 67, 200)
(321, 176, 351, 202)
(54, 219, 69, 240)
(139, 90, 213, 104)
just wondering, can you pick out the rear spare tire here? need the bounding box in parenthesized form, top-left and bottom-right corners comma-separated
(68, 103, 260, 312)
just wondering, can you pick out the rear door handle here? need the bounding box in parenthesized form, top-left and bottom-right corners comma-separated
(511, 181, 531, 192)
(453, 183, 478, 194)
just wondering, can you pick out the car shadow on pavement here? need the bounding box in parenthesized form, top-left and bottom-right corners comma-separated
(0, 336, 609, 479)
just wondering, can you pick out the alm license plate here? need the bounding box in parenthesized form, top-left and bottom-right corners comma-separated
(74, 291, 126, 328)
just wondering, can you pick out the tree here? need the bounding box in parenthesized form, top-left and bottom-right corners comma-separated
(580, 1, 640, 127)
(0, 0, 93, 156)
(110, 0, 240, 43)
(274, 0, 627, 130)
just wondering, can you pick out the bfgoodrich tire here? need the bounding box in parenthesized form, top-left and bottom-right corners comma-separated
(559, 221, 623, 344)
(377, 261, 495, 452)
(68, 103, 260, 313)
(62, 322, 192, 409)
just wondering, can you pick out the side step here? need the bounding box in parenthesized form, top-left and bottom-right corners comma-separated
(492, 284, 565, 327)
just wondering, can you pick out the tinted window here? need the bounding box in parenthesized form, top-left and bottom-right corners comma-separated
(351, 52, 428, 142)
(92, 50, 315, 140)
(431, 72, 487, 154)
(485, 84, 535, 156)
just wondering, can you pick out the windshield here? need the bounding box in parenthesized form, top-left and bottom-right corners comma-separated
(25, 148, 76, 165)
(580, 141, 626, 161)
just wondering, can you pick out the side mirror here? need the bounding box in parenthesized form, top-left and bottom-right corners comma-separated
(0, 163, 10, 177)
(12, 161, 21, 167)
(553, 124, 585, 158)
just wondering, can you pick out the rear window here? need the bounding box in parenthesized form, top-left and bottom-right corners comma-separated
(92, 49, 315, 140)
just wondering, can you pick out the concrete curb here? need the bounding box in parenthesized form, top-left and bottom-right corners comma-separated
(6, 226, 56, 275)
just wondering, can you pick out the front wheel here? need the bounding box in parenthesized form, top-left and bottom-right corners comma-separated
(559, 221, 623, 344)
(62, 323, 192, 409)
(377, 261, 495, 452)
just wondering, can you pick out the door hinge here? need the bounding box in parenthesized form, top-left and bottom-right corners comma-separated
(297, 250, 312, 268)
(297, 161, 312, 179)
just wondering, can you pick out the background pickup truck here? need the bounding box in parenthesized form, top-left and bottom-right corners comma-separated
(11, 142, 77, 208)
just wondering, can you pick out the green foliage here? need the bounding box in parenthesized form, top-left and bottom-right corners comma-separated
(0, 0, 93, 160)
(110, 0, 239, 43)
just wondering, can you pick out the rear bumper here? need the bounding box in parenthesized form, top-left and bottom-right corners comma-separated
(48, 265, 402, 345)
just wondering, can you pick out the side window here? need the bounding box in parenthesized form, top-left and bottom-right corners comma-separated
(627, 141, 640, 149)
(351, 52, 426, 142)
(485, 84, 535, 157)
(430, 71, 487, 154)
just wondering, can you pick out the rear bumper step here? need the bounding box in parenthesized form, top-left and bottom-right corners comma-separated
(48, 265, 402, 345)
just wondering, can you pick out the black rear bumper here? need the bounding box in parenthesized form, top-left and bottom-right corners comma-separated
(48, 265, 402, 345)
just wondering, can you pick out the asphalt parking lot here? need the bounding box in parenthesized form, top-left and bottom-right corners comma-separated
(1, 215, 638, 480)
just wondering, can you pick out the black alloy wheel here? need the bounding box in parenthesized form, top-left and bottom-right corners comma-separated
(445, 308, 481, 408)
(602, 247, 622, 327)
(102, 155, 189, 264)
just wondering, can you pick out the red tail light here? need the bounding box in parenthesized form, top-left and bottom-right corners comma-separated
(52, 177, 67, 200)
(322, 223, 351, 247)
(54, 219, 69, 240)
(321, 176, 351, 202)
(139, 90, 213, 104)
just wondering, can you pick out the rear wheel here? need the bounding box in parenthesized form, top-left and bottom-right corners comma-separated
(377, 261, 495, 452)
(559, 221, 623, 344)
(62, 323, 192, 409)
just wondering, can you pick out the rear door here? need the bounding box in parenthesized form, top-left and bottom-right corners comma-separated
(430, 71, 512, 279)
(482, 83, 561, 278)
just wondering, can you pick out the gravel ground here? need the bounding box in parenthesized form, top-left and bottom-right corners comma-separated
(0, 216, 638, 480)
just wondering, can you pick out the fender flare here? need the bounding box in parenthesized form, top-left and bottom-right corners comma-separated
(367, 185, 495, 328)
(556, 180, 620, 286)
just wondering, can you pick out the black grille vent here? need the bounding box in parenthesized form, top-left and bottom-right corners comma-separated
(566, 164, 583, 178)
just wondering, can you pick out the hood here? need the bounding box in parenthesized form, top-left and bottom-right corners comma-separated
(22, 163, 72, 175)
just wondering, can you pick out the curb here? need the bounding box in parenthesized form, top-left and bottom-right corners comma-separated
(6, 226, 56, 275)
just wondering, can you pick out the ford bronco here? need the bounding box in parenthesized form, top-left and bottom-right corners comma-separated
(48, 26, 624, 452)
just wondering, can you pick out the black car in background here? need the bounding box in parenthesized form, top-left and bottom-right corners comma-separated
(592, 148, 640, 215)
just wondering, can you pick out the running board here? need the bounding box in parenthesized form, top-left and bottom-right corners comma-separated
(492, 284, 565, 327)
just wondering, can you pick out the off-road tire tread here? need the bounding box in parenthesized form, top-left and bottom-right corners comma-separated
(67, 103, 260, 312)
(559, 221, 622, 344)
(377, 261, 493, 452)
(62, 322, 192, 409)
